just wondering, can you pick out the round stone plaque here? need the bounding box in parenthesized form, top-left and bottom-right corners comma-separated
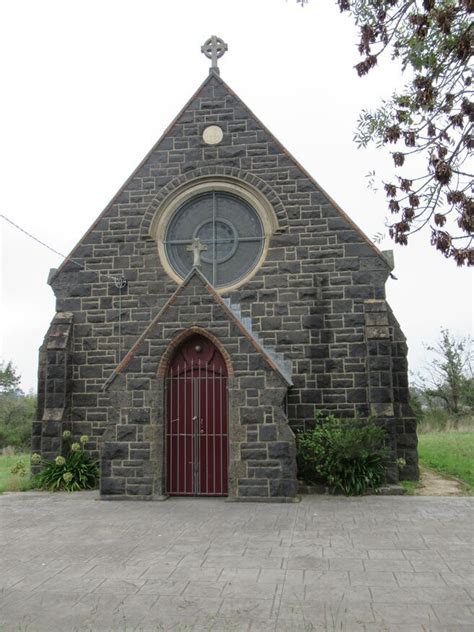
(202, 125, 223, 145)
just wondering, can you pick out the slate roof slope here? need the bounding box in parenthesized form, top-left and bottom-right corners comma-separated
(50, 70, 388, 283)
(102, 267, 293, 390)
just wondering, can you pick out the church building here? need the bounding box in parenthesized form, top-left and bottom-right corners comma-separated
(33, 37, 418, 500)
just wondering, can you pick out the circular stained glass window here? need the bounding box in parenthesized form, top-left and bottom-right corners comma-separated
(164, 191, 264, 288)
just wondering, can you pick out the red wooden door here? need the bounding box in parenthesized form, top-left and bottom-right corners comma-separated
(166, 335, 228, 496)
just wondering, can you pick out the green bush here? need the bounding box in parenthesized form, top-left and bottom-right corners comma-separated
(0, 392, 35, 450)
(33, 432, 99, 492)
(296, 413, 389, 496)
(10, 459, 27, 477)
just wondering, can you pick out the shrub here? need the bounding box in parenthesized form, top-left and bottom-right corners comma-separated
(0, 392, 36, 450)
(33, 432, 98, 492)
(296, 413, 389, 496)
(10, 459, 27, 477)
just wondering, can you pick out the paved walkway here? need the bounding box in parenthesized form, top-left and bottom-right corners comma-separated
(0, 492, 473, 631)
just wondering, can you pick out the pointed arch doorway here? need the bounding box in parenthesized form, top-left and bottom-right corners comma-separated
(166, 334, 229, 496)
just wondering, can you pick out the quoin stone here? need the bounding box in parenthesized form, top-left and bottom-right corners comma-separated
(32, 38, 418, 500)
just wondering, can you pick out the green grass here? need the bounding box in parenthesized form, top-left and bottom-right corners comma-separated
(3, 431, 473, 497)
(399, 479, 422, 495)
(0, 453, 34, 493)
(417, 410, 473, 434)
(418, 432, 474, 490)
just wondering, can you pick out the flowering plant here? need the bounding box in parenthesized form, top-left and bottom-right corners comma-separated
(31, 453, 42, 465)
(33, 432, 98, 492)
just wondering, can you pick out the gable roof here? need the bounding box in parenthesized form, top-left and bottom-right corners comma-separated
(51, 70, 386, 282)
(102, 267, 293, 391)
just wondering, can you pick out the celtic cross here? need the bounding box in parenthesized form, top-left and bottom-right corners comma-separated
(186, 238, 208, 268)
(201, 35, 228, 74)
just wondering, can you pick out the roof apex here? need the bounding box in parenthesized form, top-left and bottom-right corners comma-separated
(52, 68, 386, 282)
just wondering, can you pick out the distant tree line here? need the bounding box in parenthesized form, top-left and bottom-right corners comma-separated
(0, 361, 36, 450)
(411, 329, 473, 427)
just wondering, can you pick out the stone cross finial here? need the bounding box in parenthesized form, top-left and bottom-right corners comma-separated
(201, 35, 228, 74)
(186, 238, 208, 267)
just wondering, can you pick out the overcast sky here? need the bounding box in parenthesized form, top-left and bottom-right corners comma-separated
(0, 0, 472, 393)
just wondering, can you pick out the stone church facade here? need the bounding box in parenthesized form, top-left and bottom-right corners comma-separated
(33, 54, 418, 499)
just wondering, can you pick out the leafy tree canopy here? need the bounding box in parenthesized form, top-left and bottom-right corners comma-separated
(0, 392, 36, 449)
(297, 0, 473, 265)
(0, 360, 35, 449)
(0, 360, 21, 394)
(414, 328, 473, 413)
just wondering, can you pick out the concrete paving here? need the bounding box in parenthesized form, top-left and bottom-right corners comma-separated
(0, 492, 473, 632)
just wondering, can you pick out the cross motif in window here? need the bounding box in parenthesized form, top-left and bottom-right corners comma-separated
(186, 238, 208, 268)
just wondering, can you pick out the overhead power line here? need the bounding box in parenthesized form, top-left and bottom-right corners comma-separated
(0, 213, 126, 286)
(1, 213, 82, 268)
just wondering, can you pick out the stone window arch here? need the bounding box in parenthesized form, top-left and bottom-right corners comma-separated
(149, 177, 279, 292)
